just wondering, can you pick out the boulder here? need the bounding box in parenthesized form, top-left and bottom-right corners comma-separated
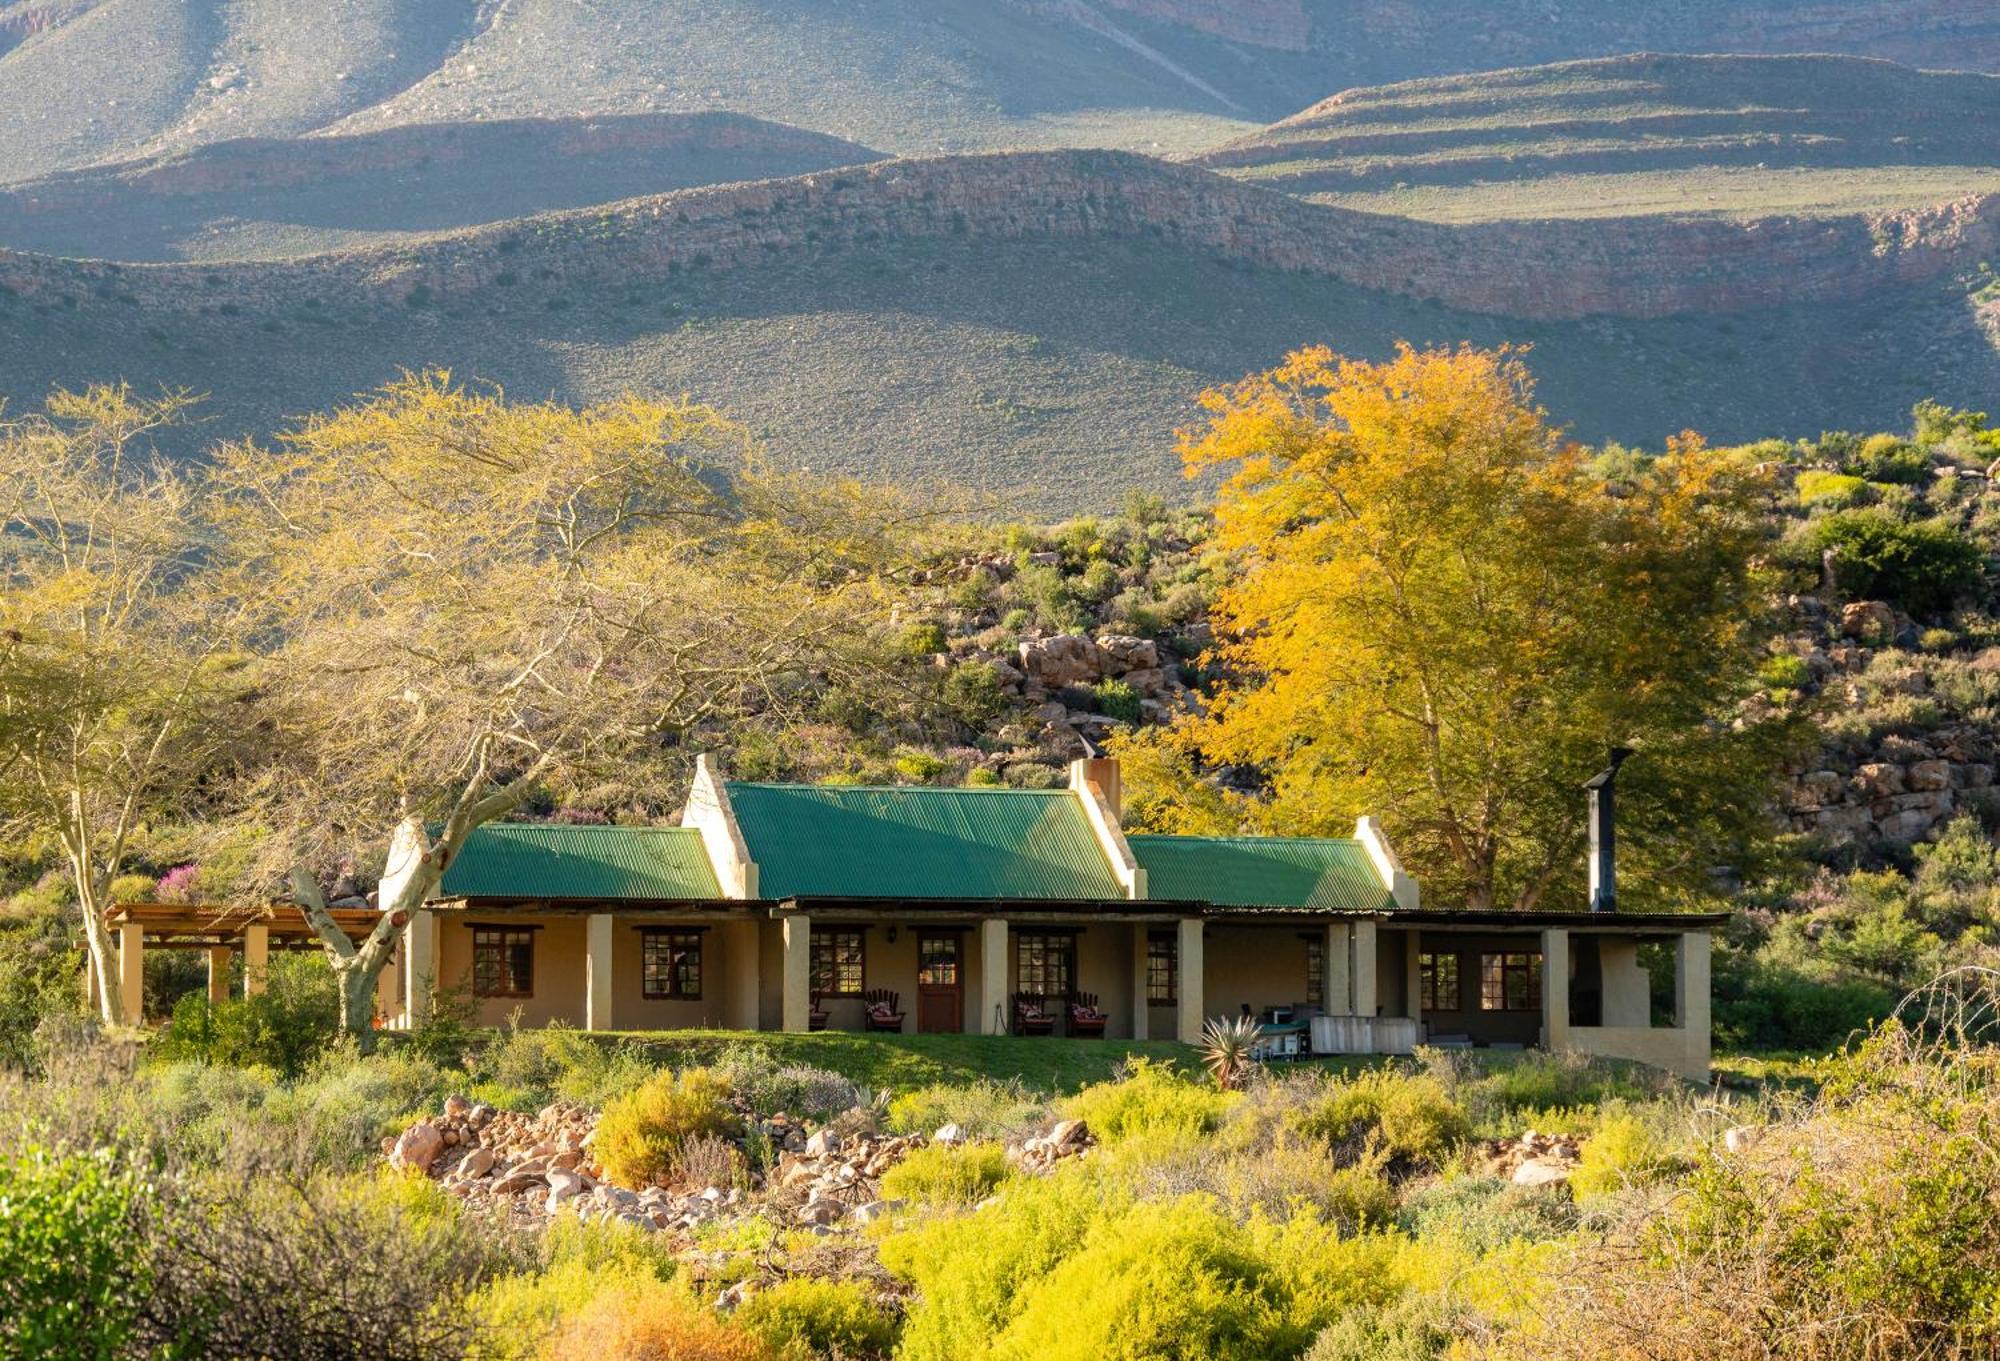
(1511, 1158, 1571, 1188)
(1048, 1119, 1089, 1148)
(933, 1123, 967, 1145)
(804, 1128, 842, 1157)
(1853, 763, 1907, 798)
(1095, 634, 1159, 672)
(390, 1122, 445, 1174)
(1840, 600, 1896, 642)
(1722, 1126, 1759, 1154)
(852, 1198, 903, 1224)
(1908, 759, 1952, 792)
(1792, 770, 1844, 810)
(457, 1147, 496, 1179)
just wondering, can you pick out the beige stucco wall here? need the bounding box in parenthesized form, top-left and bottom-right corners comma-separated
(1203, 924, 1320, 1023)
(438, 914, 589, 1029)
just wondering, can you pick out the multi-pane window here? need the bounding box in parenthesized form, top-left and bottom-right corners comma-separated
(1305, 935, 1326, 1008)
(811, 928, 865, 997)
(1479, 952, 1542, 1012)
(642, 930, 702, 1000)
(918, 935, 959, 987)
(1419, 952, 1461, 1011)
(1016, 932, 1074, 999)
(471, 928, 534, 998)
(1145, 931, 1177, 1004)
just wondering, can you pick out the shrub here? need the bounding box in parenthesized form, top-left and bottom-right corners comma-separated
(1089, 677, 1142, 723)
(1807, 511, 1986, 617)
(1845, 433, 1930, 485)
(153, 954, 341, 1076)
(1918, 626, 1959, 654)
(1398, 1176, 1578, 1254)
(898, 621, 947, 657)
(594, 1068, 741, 1189)
(1077, 558, 1121, 603)
(713, 1051, 860, 1123)
(0, 1146, 145, 1360)
(1758, 654, 1812, 692)
(880, 1142, 1013, 1207)
(1568, 1112, 1674, 1202)
(1794, 470, 1870, 509)
(887, 1079, 1049, 1139)
(892, 749, 950, 783)
(1060, 1060, 1234, 1144)
(540, 1280, 773, 1361)
(734, 1278, 897, 1360)
(1295, 1071, 1468, 1170)
(941, 661, 1006, 729)
(994, 1197, 1303, 1360)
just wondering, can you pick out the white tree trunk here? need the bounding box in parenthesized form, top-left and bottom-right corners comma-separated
(77, 894, 125, 1028)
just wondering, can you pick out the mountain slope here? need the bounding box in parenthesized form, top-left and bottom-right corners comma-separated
(5, 0, 2000, 183)
(1194, 54, 2000, 222)
(2, 151, 1993, 506)
(0, 113, 884, 262)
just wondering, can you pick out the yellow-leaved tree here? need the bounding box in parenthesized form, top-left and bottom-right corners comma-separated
(1133, 343, 1802, 910)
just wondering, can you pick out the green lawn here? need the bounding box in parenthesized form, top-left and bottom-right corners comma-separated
(561, 1029, 1193, 1094)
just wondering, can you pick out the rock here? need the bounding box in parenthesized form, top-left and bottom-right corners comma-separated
(443, 1094, 471, 1121)
(1854, 762, 1907, 798)
(458, 1147, 496, 1179)
(545, 1170, 585, 1212)
(1512, 1158, 1571, 1188)
(804, 1128, 842, 1157)
(1048, 1119, 1089, 1148)
(797, 1199, 844, 1226)
(932, 1123, 967, 1145)
(492, 1168, 544, 1196)
(1722, 1126, 1759, 1154)
(1792, 770, 1844, 810)
(1094, 634, 1158, 672)
(1908, 759, 1952, 791)
(390, 1122, 445, 1174)
(1841, 600, 1896, 642)
(852, 1198, 902, 1224)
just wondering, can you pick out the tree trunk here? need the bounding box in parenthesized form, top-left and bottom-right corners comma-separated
(337, 957, 387, 1054)
(75, 885, 126, 1028)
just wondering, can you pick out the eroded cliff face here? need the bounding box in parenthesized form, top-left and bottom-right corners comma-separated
(0, 151, 1992, 322)
(1096, 0, 1311, 50)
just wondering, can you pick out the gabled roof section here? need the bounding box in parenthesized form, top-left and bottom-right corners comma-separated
(726, 783, 1125, 901)
(1129, 834, 1396, 912)
(438, 824, 723, 902)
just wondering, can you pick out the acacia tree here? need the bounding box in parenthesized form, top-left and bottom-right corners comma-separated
(214, 373, 899, 1045)
(1153, 343, 1803, 910)
(0, 387, 247, 1026)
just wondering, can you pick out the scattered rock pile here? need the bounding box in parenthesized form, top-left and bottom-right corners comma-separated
(1474, 1129, 1584, 1188)
(774, 1128, 926, 1227)
(1011, 1117, 1093, 1172)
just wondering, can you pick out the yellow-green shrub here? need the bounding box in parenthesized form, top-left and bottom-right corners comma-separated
(880, 1165, 1125, 1361)
(733, 1278, 897, 1360)
(1294, 1071, 1468, 1170)
(471, 1217, 680, 1360)
(536, 1279, 772, 1361)
(1059, 1060, 1235, 1144)
(1568, 1113, 1672, 1201)
(879, 1142, 1012, 1208)
(1795, 470, 1870, 509)
(594, 1068, 740, 1190)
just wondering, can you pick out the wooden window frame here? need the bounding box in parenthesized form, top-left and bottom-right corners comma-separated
(812, 927, 866, 998)
(1304, 933, 1326, 1009)
(1145, 930, 1178, 1005)
(641, 928, 704, 1001)
(1419, 952, 1461, 1012)
(1479, 952, 1542, 1012)
(1015, 931, 1076, 999)
(471, 926, 536, 999)
(917, 933, 960, 988)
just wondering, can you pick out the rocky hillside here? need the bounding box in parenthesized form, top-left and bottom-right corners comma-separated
(0, 113, 884, 262)
(2, 148, 1994, 497)
(1195, 54, 2000, 222)
(4, 0, 1996, 183)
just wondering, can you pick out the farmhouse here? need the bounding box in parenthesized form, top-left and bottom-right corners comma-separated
(386, 753, 1716, 1080)
(104, 754, 1717, 1081)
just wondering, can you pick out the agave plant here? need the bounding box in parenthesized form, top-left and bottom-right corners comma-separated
(1199, 1014, 1263, 1091)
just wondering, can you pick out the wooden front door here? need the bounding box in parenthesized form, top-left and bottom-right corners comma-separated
(917, 932, 963, 1034)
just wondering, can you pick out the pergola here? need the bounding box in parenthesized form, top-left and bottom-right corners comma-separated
(100, 901, 382, 1022)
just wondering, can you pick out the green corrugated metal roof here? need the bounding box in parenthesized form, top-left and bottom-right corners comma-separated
(727, 783, 1124, 901)
(438, 823, 722, 902)
(1129, 834, 1394, 912)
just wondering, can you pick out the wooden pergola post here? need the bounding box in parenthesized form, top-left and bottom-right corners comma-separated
(118, 920, 145, 1024)
(243, 923, 270, 997)
(206, 945, 233, 1004)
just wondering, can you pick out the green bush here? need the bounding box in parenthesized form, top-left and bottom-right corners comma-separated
(887, 1078, 1049, 1138)
(899, 621, 948, 657)
(1845, 433, 1930, 485)
(941, 660, 1006, 728)
(1090, 678, 1141, 722)
(0, 1146, 144, 1360)
(1568, 1113, 1674, 1202)
(1060, 1060, 1233, 1144)
(1758, 654, 1812, 692)
(594, 1067, 741, 1189)
(1794, 470, 1870, 509)
(880, 1142, 1013, 1207)
(152, 954, 340, 1076)
(1807, 511, 1986, 617)
(1295, 1071, 1468, 1170)
(734, 1277, 897, 1360)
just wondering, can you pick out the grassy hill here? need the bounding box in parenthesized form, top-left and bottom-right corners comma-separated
(3, 211, 1993, 509)
(0, 113, 883, 262)
(1195, 54, 2000, 222)
(5, 1, 1998, 185)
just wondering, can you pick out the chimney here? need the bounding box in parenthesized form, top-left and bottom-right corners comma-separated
(1584, 748, 1633, 913)
(1069, 755, 1122, 822)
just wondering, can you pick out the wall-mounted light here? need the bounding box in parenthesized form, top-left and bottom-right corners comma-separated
(886, 924, 899, 944)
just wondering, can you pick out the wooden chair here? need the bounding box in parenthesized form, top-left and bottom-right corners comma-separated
(1068, 991, 1108, 1039)
(808, 993, 829, 1032)
(862, 988, 905, 1032)
(1014, 993, 1055, 1036)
